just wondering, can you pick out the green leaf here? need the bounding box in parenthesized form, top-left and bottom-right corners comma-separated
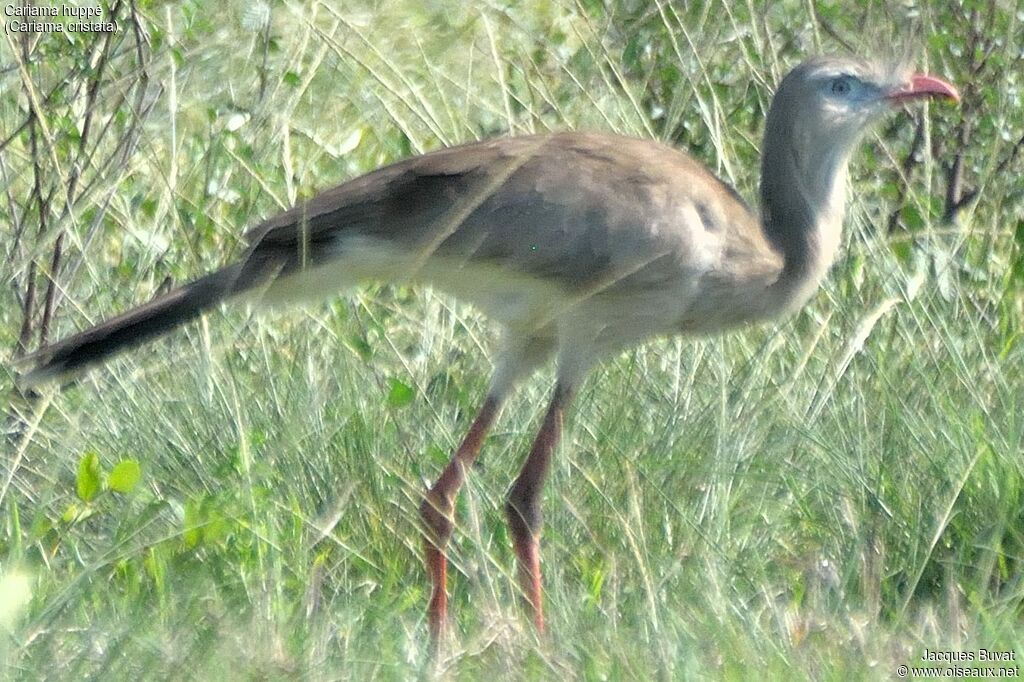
(29, 514, 52, 541)
(1012, 219, 1024, 285)
(900, 204, 926, 232)
(183, 500, 201, 549)
(427, 444, 448, 466)
(890, 240, 912, 267)
(76, 452, 102, 502)
(109, 460, 142, 494)
(850, 252, 866, 290)
(62, 504, 79, 523)
(140, 197, 157, 219)
(386, 378, 415, 408)
(345, 333, 373, 362)
(202, 512, 231, 546)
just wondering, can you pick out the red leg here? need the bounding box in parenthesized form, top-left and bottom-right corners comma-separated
(419, 395, 501, 643)
(504, 383, 575, 632)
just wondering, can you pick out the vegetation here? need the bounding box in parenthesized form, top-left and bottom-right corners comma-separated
(1, 0, 1022, 678)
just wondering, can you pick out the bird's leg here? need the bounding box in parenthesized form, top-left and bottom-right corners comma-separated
(419, 395, 502, 642)
(504, 383, 575, 632)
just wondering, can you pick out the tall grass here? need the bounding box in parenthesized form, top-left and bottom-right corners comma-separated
(2, 1, 1022, 678)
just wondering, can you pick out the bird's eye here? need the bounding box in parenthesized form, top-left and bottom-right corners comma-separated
(831, 77, 853, 96)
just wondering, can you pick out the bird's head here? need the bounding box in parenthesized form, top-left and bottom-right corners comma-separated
(765, 55, 960, 169)
(759, 55, 959, 299)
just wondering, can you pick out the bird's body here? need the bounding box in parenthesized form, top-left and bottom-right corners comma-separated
(16, 55, 959, 643)
(23, 131, 809, 390)
(251, 133, 787, 381)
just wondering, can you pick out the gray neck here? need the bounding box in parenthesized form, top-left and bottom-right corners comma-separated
(759, 121, 852, 309)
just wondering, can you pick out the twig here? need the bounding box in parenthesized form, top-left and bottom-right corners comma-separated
(886, 114, 926, 234)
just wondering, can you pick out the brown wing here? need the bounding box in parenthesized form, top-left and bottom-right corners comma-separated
(240, 133, 761, 292)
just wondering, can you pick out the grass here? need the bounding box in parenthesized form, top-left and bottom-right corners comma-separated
(2, 1, 1023, 679)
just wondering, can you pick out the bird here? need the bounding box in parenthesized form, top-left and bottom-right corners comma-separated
(16, 55, 959, 642)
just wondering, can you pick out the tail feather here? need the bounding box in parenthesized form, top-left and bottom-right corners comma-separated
(18, 262, 249, 388)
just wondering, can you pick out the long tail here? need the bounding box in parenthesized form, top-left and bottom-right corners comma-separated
(18, 262, 253, 388)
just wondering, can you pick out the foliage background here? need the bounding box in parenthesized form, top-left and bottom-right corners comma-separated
(1, 0, 1022, 678)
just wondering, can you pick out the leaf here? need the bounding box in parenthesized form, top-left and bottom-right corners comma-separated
(109, 460, 142, 494)
(900, 204, 926, 232)
(183, 500, 201, 549)
(932, 250, 955, 302)
(850, 252, 866, 290)
(202, 512, 231, 546)
(890, 240, 912, 267)
(386, 378, 415, 408)
(427, 444, 448, 466)
(61, 504, 79, 524)
(76, 452, 102, 502)
(345, 333, 373, 362)
(1012, 219, 1024, 285)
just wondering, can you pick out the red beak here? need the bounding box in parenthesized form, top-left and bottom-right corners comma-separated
(886, 74, 960, 104)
